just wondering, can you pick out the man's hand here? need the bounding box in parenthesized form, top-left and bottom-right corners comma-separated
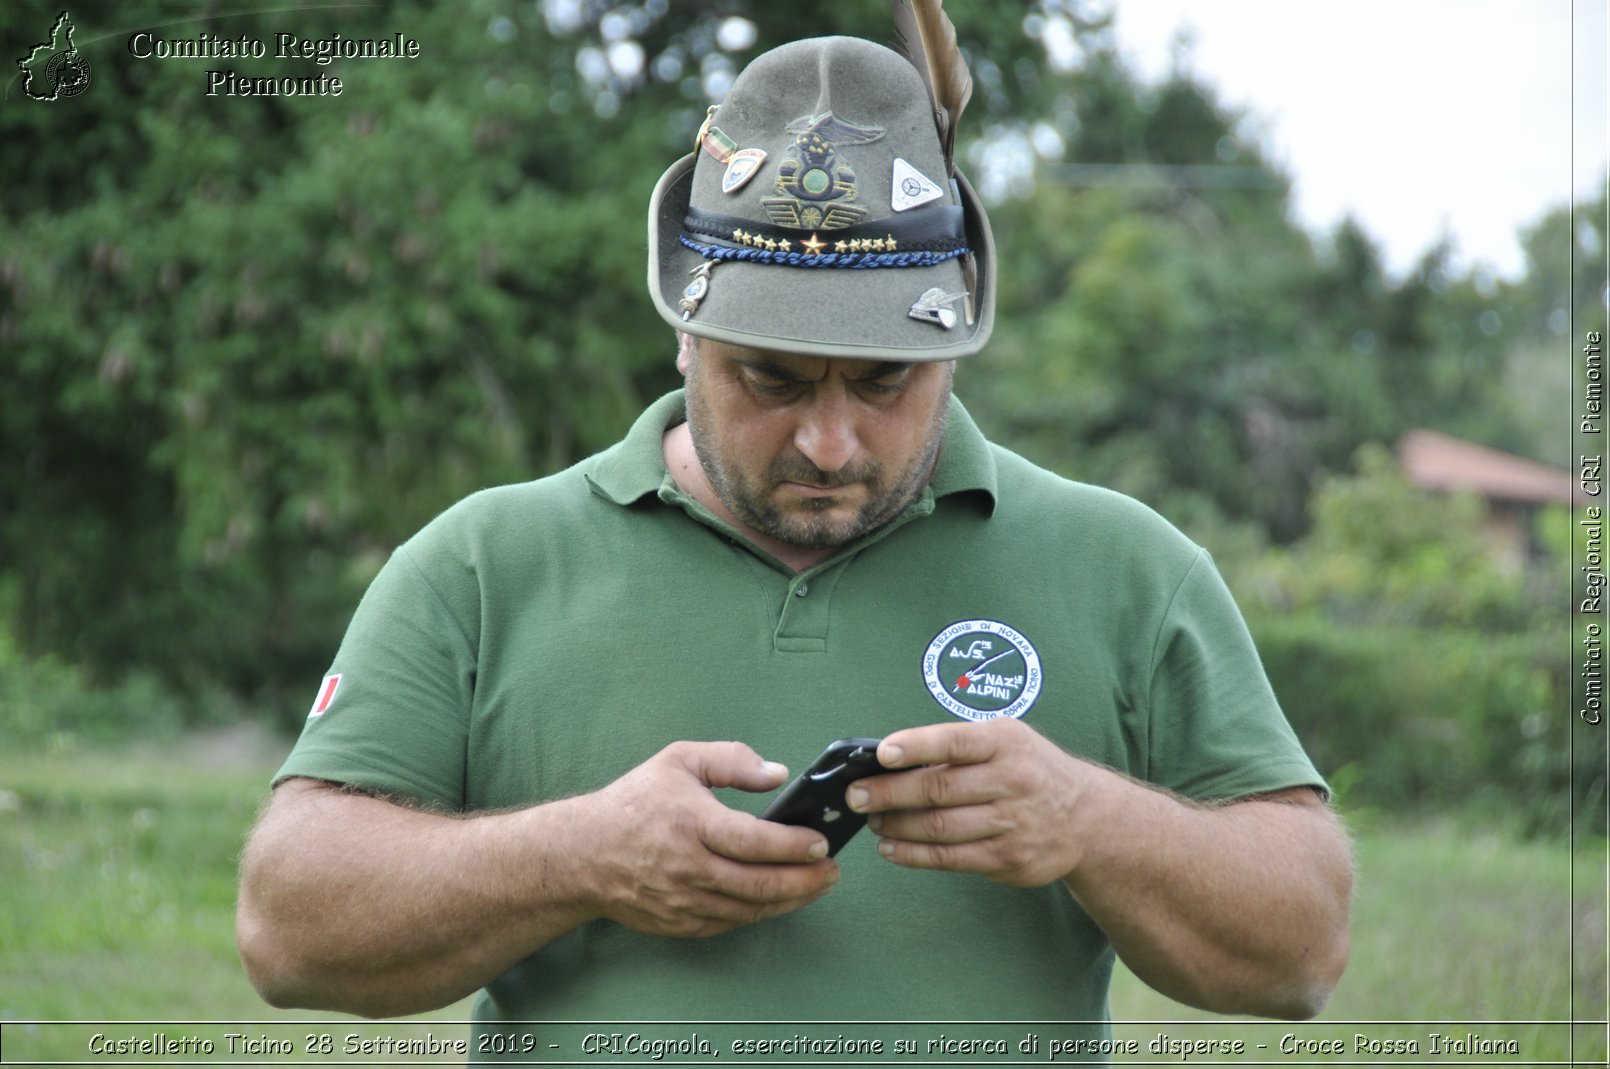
(238, 741, 837, 1017)
(567, 741, 841, 938)
(845, 718, 1083, 887)
(845, 718, 1352, 1020)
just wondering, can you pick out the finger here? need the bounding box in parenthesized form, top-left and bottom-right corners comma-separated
(701, 807, 831, 864)
(688, 887, 836, 935)
(693, 853, 842, 906)
(673, 740, 790, 792)
(876, 837, 1054, 888)
(847, 763, 1004, 815)
(700, 883, 839, 933)
(878, 720, 1003, 770)
(875, 836, 987, 873)
(868, 802, 1009, 845)
(632, 881, 835, 938)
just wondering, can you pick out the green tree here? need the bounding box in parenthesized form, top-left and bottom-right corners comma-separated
(0, 0, 1052, 721)
(2, 0, 1583, 742)
(1238, 444, 1540, 631)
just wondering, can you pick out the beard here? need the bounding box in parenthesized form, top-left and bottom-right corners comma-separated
(682, 371, 950, 552)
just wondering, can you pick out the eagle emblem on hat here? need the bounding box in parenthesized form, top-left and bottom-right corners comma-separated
(761, 112, 885, 231)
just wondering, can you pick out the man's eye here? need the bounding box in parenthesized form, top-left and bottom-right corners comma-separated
(859, 376, 907, 397)
(749, 376, 797, 396)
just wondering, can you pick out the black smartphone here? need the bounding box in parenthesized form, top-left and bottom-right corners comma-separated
(760, 738, 888, 856)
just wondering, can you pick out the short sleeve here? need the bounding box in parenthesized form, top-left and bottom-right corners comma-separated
(1145, 550, 1326, 801)
(273, 543, 474, 810)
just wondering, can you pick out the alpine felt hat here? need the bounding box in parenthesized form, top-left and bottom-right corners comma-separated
(647, 35, 995, 362)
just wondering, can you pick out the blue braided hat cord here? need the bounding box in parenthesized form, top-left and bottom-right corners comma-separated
(679, 236, 967, 270)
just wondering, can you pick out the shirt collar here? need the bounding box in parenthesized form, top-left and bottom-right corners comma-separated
(584, 388, 997, 514)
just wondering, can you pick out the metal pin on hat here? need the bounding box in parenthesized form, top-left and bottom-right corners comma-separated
(722, 148, 768, 193)
(908, 287, 968, 330)
(680, 261, 716, 320)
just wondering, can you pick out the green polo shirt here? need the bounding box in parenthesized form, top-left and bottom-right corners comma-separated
(277, 390, 1322, 1051)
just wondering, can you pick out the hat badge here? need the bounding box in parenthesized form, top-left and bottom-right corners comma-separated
(761, 112, 885, 232)
(679, 261, 715, 320)
(908, 286, 969, 330)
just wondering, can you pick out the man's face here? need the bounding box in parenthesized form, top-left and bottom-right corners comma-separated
(680, 337, 954, 551)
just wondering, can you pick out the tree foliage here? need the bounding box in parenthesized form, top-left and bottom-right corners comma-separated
(1237, 444, 1552, 632)
(0, 0, 1590, 750)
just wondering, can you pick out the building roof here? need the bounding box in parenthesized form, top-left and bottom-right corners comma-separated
(1397, 428, 1583, 505)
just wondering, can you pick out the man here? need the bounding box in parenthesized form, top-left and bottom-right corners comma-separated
(237, 29, 1350, 1054)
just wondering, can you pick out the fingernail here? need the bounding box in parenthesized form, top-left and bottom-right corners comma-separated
(825, 862, 841, 885)
(846, 786, 869, 812)
(877, 840, 895, 858)
(881, 743, 905, 766)
(867, 813, 883, 834)
(761, 761, 788, 779)
(807, 838, 828, 860)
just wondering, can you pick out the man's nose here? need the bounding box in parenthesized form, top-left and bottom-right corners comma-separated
(793, 390, 860, 474)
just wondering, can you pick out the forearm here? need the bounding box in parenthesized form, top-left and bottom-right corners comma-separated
(236, 779, 598, 1018)
(1063, 772, 1352, 1019)
(238, 745, 839, 1018)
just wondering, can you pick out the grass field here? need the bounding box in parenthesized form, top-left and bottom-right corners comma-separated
(1, 729, 1605, 1066)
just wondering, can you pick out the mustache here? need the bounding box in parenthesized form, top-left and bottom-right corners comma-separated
(769, 455, 879, 488)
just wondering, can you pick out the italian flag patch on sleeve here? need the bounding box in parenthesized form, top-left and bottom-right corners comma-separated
(307, 673, 342, 718)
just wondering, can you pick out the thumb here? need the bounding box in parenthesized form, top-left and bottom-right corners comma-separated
(678, 740, 789, 793)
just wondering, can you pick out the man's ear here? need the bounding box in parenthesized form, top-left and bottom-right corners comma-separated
(675, 332, 695, 377)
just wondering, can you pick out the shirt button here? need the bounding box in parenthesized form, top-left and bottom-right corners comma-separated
(794, 583, 810, 597)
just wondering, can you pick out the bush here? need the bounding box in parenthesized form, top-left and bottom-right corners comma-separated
(1252, 613, 1580, 835)
(1233, 444, 1548, 631)
(0, 582, 236, 748)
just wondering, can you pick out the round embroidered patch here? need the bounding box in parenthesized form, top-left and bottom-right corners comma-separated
(921, 619, 1042, 722)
